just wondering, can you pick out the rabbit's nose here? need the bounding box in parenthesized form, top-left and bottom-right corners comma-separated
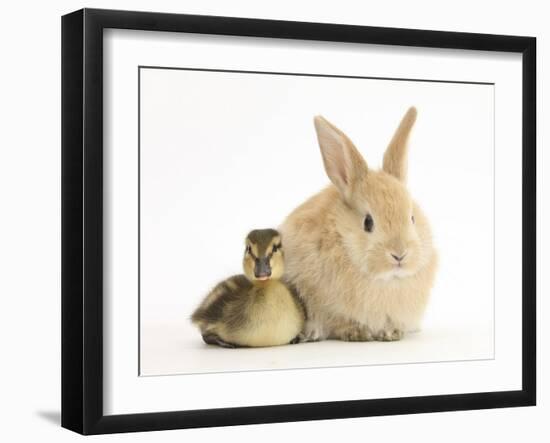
(391, 252, 407, 262)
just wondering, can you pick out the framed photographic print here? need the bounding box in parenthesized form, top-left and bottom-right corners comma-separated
(61, 8, 536, 435)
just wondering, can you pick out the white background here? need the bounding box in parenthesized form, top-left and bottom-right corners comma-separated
(139, 67, 495, 376)
(0, 0, 546, 442)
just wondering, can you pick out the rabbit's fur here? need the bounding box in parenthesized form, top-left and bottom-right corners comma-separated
(279, 108, 437, 342)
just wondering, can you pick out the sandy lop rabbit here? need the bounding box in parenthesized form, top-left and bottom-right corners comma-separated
(279, 107, 437, 342)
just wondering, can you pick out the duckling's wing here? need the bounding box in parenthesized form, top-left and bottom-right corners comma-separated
(191, 274, 252, 325)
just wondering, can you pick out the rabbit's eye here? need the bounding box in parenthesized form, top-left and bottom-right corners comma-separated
(411, 215, 415, 224)
(364, 214, 374, 232)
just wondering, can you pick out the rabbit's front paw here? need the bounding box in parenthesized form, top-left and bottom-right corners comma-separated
(291, 332, 311, 344)
(374, 328, 404, 342)
(333, 323, 374, 342)
(344, 326, 374, 342)
(300, 325, 323, 342)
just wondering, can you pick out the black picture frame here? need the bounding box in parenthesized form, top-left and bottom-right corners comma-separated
(61, 8, 536, 435)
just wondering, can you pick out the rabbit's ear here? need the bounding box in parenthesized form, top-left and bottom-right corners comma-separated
(383, 107, 417, 182)
(314, 116, 368, 199)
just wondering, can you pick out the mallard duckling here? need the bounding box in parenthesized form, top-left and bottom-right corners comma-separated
(191, 229, 305, 348)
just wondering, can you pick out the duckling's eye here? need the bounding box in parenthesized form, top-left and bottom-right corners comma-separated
(246, 245, 252, 254)
(272, 243, 281, 254)
(364, 213, 374, 233)
(411, 215, 415, 224)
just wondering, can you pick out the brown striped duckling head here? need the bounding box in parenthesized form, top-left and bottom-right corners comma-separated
(243, 229, 284, 283)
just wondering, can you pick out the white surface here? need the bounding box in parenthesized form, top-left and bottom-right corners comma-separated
(0, 1, 546, 442)
(139, 68, 495, 376)
(142, 328, 493, 376)
(104, 28, 522, 415)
